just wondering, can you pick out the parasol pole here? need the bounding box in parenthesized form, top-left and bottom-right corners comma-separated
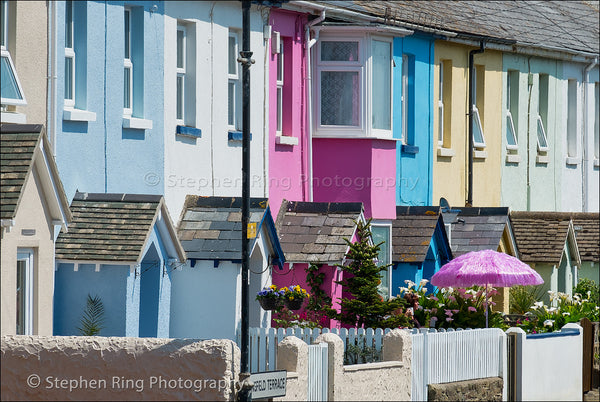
(485, 283, 489, 328)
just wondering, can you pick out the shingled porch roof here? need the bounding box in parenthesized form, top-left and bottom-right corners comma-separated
(55, 192, 185, 263)
(177, 196, 284, 267)
(392, 206, 451, 263)
(510, 211, 581, 265)
(275, 200, 364, 264)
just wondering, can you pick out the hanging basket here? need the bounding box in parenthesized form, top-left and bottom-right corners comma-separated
(258, 298, 280, 311)
(284, 298, 304, 311)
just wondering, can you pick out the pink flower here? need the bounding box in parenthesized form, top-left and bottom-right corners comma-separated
(452, 309, 459, 313)
(468, 306, 477, 312)
(430, 296, 439, 301)
(445, 309, 453, 316)
(446, 317, 453, 322)
(448, 295, 456, 302)
(464, 293, 473, 299)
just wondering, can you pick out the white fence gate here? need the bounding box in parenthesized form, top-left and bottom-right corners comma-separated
(410, 328, 506, 402)
(307, 343, 328, 401)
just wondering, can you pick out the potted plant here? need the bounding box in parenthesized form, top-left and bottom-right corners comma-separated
(281, 285, 310, 310)
(256, 285, 284, 310)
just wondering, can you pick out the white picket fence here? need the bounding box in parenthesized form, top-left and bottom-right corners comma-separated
(248, 326, 506, 402)
(410, 327, 507, 401)
(248, 327, 392, 373)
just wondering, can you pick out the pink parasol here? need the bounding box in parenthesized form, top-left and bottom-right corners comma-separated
(431, 249, 544, 327)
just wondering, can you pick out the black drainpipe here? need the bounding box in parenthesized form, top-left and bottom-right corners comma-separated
(467, 41, 485, 207)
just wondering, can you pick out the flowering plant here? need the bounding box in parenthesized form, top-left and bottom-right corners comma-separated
(256, 285, 285, 301)
(280, 285, 310, 302)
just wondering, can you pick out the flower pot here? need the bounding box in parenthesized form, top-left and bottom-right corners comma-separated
(284, 298, 304, 311)
(258, 298, 280, 311)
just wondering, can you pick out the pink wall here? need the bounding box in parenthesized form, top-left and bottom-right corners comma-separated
(268, 10, 309, 213)
(312, 138, 397, 219)
(272, 262, 345, 329)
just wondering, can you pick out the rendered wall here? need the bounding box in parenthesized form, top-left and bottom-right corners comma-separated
(312, 138, 396, 219)
(6, 1, 47, 125)
(0, 171, 56, 336)
(394, 35, 434, 206)
(163, 2, 268, 220)
(55, 1, 165, 201)
(268, 9, 309, 213)
(433, 42, 503, 208)
(0, 335, 240, 401)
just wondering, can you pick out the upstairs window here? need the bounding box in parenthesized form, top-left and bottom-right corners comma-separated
(438, 60, 452, 150)
(371, 223, 391, 300)
(537, 74, 549, 152)
(228, 30, 241, 131)
(567, 79, 579, 158)
(276, 39, 283, 134)
(401, 54, 410, 144)
(472, 65, 485, 149)
(176, 24, 186, 124)
(123, 7, 132, 116)
(505, 70, 519, 150)
(64, 0, 75, 107)
(1, 0, 26, 107)
(315, 33, 393, 139)
(595, 82, 599, 161)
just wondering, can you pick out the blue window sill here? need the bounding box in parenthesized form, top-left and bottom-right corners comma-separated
(228, 131, 252, 141)
(176, 125, 202, 138)
(401, 144, 419, 154)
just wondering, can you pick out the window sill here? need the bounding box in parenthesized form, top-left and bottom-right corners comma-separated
(275, 135, 298, 146)
(565, 157, 581, 166)
(0, 111, 26, 124)
(228, 131, 252, 141)
(123, 116, 153, 130)
(536, 154, 549, 164)
(401, 144, 419, 154)
(437, 147, 455, 157)
(176, 125, 201, 138)
(505, 154, 521, 164)
(474, 150, 487, 159)
(594, 159, 599, 168)
(63, 108, 96, 122)
(312, 134, 399, 141)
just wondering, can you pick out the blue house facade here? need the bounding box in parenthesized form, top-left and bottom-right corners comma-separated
(394, 34, 435, 207)
(53, 193, 185, 337)
(390, 206, 452, 296)
(54, 1, 165, 200)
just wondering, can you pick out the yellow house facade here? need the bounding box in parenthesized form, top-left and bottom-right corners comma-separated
(433, 40, 503, 208)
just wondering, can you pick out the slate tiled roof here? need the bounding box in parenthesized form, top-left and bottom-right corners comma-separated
(510, 211, 573, 264)
(178, 196, 270, 261)
(392, 206, 442, 263)
(571, 213, 599, 262)
(275, 200, 363, 264)
(56, 192, 164, 262)
(317, 1, 599, 55)
(443, 207, 510, 257)
(1, 125, 43, 220)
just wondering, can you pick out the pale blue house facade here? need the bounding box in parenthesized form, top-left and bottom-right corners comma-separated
(54, 0, 165, 200)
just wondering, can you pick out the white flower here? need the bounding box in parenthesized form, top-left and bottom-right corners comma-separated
(543, 319, 555, 327)
(419, 279, 429, 286)
(532, 301, 544, 309)
(562, 312, 570, 316)
(422, 287, 428, 293)
(548, 307, 557, 313)
(404, 280, 416, 289)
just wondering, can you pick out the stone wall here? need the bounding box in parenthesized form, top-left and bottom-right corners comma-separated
(1, 335, 239, 401)
(427, 377, 503, 401)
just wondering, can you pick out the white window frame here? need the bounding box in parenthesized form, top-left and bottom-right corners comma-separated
(505, 71, 518, 150)
(401, 54, 409, 145)
(369, 37, 393, 137)
(594, 82, 599, 160)
(123, 7, 132, 116)
(16, 249, 34, 335)
(1, 0, 7, 50)
(315, 34, 365, 136)
(228, 30, 240, 131)
(276, 40, 284, 135)
(1, 0, 26, 107)
(176, 24, 186, 125)
(64, 0, 75, 107)
(472, 67, 486, 149)
(371, 222, 392, 301)
(437, 61, 444, 146)
(536, 115, 549, 152)
(566, 79, 579, 158)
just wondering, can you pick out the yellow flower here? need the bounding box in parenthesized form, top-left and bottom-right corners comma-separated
(270, 285, 277, 290)
(290, 296, 294, 301)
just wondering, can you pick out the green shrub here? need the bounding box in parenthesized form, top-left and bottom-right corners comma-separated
(509, 285, 545, 315)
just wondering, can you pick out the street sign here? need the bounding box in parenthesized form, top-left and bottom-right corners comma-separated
(247, 222, 257, 238)
(250, 370, 287, 399)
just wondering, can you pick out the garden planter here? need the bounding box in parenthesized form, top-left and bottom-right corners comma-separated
(258, 298, 280, 311)
(284, 298, 304, 310)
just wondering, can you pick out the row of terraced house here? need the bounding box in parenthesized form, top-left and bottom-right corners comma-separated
(1, 1, 599, 341)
